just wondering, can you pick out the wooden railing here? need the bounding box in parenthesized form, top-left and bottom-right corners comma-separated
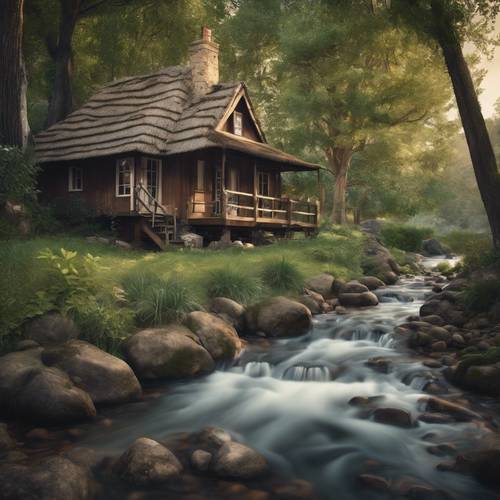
(188, 189, 318, 227)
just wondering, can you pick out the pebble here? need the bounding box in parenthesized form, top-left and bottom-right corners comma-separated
(358, 474, 390, 491)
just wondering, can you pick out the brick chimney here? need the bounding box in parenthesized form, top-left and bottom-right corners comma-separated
(189, 27, 219, 97)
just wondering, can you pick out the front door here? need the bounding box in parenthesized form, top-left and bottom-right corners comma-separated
(137, 158, 161, 212)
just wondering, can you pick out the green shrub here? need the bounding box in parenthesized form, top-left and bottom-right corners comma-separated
(441, 230, 491, 255)
(123, 271, 199, 326)
(261, 258, 304, 293)
(205, 268, 262, 304)
(0, 146, 38, 205)
(381, 224, 433, 252)
(51, 196, 94, 227)
(436, 261, 451, 273)
(463, 279, 500, 314)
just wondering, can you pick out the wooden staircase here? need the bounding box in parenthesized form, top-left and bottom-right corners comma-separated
(135, 183, 179, 250)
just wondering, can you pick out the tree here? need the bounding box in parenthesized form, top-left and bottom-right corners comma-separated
(389, 0, 500, 247)
(0, 0, 29, 147)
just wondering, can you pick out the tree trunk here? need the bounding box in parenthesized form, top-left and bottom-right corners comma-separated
(331, 149, 352, 225)
(432, 0, 500, 248)
(0, 0, 29, 147)
(47, 0, 81, 126)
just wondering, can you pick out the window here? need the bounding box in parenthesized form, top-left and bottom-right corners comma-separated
(146, 159, 160, 199)
(68, 166, 83, 192)
(116, 159, 132, 197)
(258, 172, 270, 196)
(228, 167, 239, 191)
(233, 111, 243, 136)
(196, 160, 205, 191)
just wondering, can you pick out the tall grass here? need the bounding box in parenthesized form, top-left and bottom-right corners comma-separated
(381, 224, 434, 252)
(205, 268, 263, 304)
(122, 271, 199, 326)
(463, 279, 500, 314)
(261, 258, 304, 293)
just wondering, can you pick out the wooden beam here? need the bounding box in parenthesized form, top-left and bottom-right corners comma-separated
(253, 160, 258, 222)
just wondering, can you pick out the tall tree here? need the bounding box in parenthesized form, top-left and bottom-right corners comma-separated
(0, 0, 29, 147)
(390, 0, 500, 247)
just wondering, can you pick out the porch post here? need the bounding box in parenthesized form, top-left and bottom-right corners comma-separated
(221, 148, 227, 220)
(253, 160, 258, 222)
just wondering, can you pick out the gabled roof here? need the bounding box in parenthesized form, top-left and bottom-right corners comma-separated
(35, 66, 319, 170)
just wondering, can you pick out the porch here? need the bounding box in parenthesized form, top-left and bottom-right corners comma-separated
(188, 189, 319, 228)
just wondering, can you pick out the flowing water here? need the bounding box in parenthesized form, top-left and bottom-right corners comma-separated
(80, 257, 498, 499)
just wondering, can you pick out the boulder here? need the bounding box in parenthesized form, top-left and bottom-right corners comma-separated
(124, 326, 214, 380)
(298, 295, 322, 315)
(24, 313, 78, 346)
(382, 271, 399, 285)
(209, 297, 246, 332)
(0, 456, 92, 500)
(213, 441, 268, 479)
(362, 234, 401, 282)
(342, 281, 369, 294)
(304, 273, 335, 298)
(373, 407, 413, 428)
(186, 311, 242, 362)
(338, 292, 379, 308)
(115, 437, 182, 485)
(42, 340, 142, 405)
(0, 349, 96, 424)
(197, 426, 232, 451)
(191, 449, 212, 472)
(453, 449, 500, 487)
(422, 239, 445, 256)
(358, 276, 385, 291)
(180, 232, 203, 249)
(462, 362, 500, 396)
(246, 297, 312, 338)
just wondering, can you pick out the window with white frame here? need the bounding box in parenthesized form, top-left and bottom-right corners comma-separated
(233, 111, 243, 136)
(258, 172, 270, 196)
(116, 159, 132, 197)
(68, 166, 83, 192)
(196, 160, 205, 191)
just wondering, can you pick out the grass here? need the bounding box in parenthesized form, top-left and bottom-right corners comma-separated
(380, 223, 434, 252)
(0, 228, 364, 351)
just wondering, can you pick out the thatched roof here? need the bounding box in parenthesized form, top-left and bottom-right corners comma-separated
(35, 66, 318, 170)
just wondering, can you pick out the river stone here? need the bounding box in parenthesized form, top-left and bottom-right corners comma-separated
(453, 449, 500, 487)
(0, 349, 96, 424)
(358, 276, 385, 290)
(382, 271, 399, 285)
(197, 426, 232, 451)
(24, 313, 79, 346)
(304, 273, 335, 298)
(246, 297, 313, 338)
(373, 408, 413, 428)
(209, 297, 246, 332)
(358, 474, 390, 492)
(431, 341, 447, 352)
(462, 362, 500, 395)
(424, 397, 479, 421)
(338, 292, 379, 308)
(124, 326, 214, 380)
(298, 295, 322, 315)
(42, 340, 142, 405)
(116, 437, 182, 485)
(0, 456, 92, 500)
(342, 281, 369, 294)
(191, 449, 212, 472)
(213, 441, 269, 479)
(421, 315, 446, 326)
(422, 239, 446, 256)
(186, 311, 242, 362)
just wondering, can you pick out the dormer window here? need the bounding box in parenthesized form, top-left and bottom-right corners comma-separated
(233, 111, 243, 136)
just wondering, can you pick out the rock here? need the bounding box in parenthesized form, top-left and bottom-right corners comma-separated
(0, 349, 96, 424)
(462, 362, 500, 395)
(421, 315, 445, 326)
(186, 312, 242, 362)
(335, 306, 347, 315)
(209, 297, 246, 332)
(422, 239, 446, 256)
(197, 426, 232, 451)
(431, 341, 447, 352)
(115, 239, 133, 250)
(444, 279, 468, 291)
(0, 423, 15, 452)
(246, 297, 312, 338)
(24, 313, 78, 346)
(338, 292, 379, 307)
(382, 271, 398, 285)
(243, 242, 255, 249)
(373, 408, 413, 428)
(453, 449, 500, 487)
(191, 449, 212, 472)
(116, 437, 182, 485)
(342, 280, 369, 293)
(124, 326, 214, 380)
(365, 357, 392, 374)
(358, 276, 385, 290)
(451, 333, 465, 346)
(375, 290, 413, 303)
(15, 339, 40, 351)
(272, 479, 318, 499)
(424, 397, 479, 421)
(304, 274, 335, 298)
(418, 412, 455, 424)
(180, 232, 203, 249)
(231, 240, 244, 248)
(25, 428, 53, 441)
(213, 441, 268, 479)
(63, 447, 101, 469)
(0, 456, 92, 500)
(298, 295, 322, 315)
(42, 340, 142, 406)
(358, 474, 390, 492)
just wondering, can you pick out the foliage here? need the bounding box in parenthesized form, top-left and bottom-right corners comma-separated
(0, 146, 39, 204)
(261, 258, 304, 293)
(51, 196, 94, 227)
(381, 224, 434, 252)
(441, 230, 492, 255)
(205, 268, 263, 305)
(436, 261, 451, 273)
(122, 271, 199, 326)
(463, 279, 500, 314)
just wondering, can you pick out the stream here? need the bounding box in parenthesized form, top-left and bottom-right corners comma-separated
(77, 257, 498, 500)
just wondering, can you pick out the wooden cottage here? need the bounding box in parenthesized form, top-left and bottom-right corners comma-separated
(35, 28, 319, 248)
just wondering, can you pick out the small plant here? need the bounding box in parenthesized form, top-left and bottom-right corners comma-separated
(381, 224, 433, 252)
(436, 261, 451, 274)
(205, 268, 262, 304)
(123, 271, 199, 326)
(261, 258, 303, 293)
(463, 279, 500, 314)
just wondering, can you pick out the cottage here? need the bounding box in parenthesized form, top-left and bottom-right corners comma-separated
(35, 28, 319, 249)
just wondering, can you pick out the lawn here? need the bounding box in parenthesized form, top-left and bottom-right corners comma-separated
(0, 228, 364, 351)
